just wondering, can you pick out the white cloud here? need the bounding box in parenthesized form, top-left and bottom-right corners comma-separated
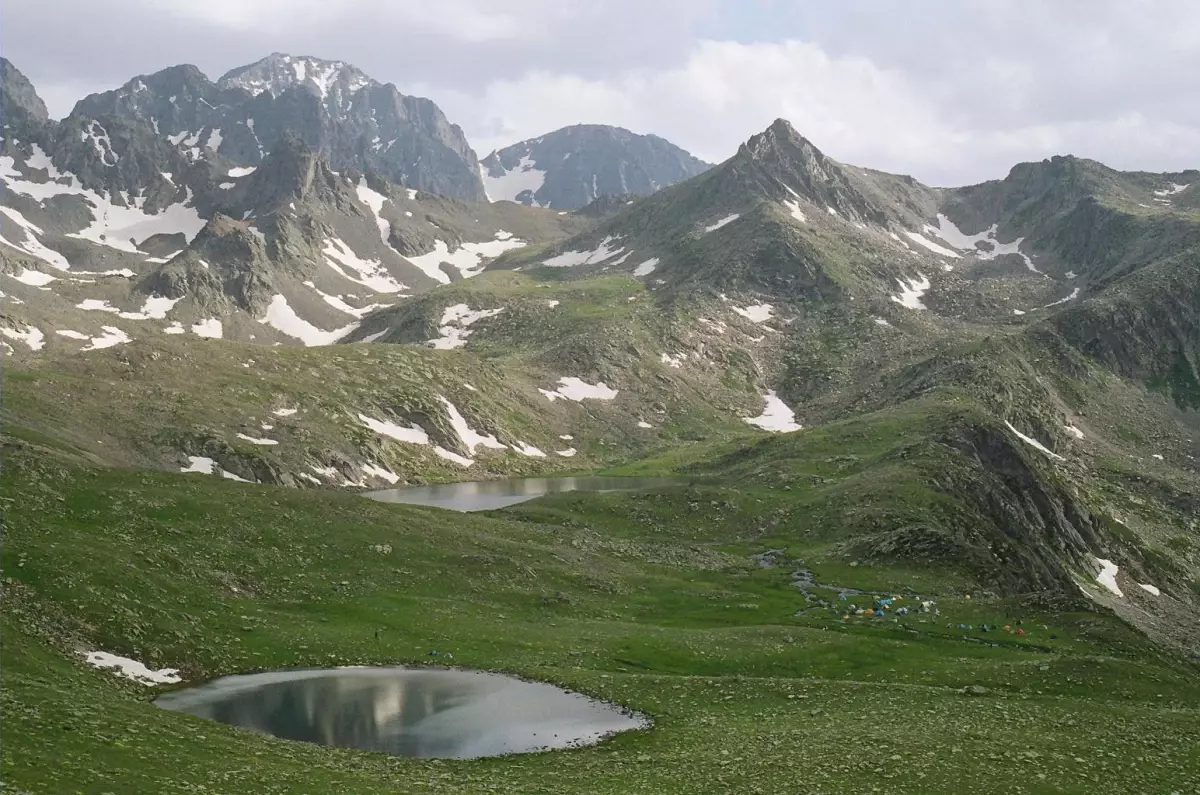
(6, 1, 1200, 185)
(135, 0, 547, 42)
(426, 36, 1200, 185)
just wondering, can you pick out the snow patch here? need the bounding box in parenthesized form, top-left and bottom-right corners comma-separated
(555, 448, 577, 458)
(890, 275, 931, 310)
(82, 121, 118, 166)
(323, 237, 408, 293)
(359, 413, 429, 445)
(538, 377, 619, 402)
(83, 651, 180, 685)
(925, 215, 1039, 273)
(743, 390, 802, 433)
(512, 441, 547, 458)
(439, 396, 506, 456)
(357, 328, 389, 344)
(1137, 582, 1161, 596)
(1094, 558, 1123, 597)
(542, 236, 625, 268)
(637, 421, 653, 429)
(0, 206, 72, 269)
(1041, 288, 1080, 309)
(783, 200, 807, 223)
(362, 464, 401, 484)
(1, 324, 45, 350)
(407, 234, 526, 281)
(303, 281, 386, 318)
(703, 214, 740, 233)
(228, 166, 257, 178)
(191, 318, 223, 339)
(732, 303, 774, 323)
(1064, 425, 1085, 440)
(1005, 421, 1064, 461)
(904, 230, 961, 258)
(260, 294, 357, 346)
(81, 326, 130, 351)
(481, 155, 546, 204)
(1153, 183, 1188, 197)
(633, 257, 659, 277)
(236, 433, 278, 446)
(355, 178, 392, 250)
(180, 456, 215, 474)
(9, 268, 57, 286)
(429, 303, 504, 350)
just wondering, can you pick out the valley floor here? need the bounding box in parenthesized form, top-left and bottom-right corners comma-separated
(2, 448, 1198, 794)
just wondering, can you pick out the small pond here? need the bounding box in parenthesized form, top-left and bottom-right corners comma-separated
(156, 667, 648, 759)
(364, 475, 680, 512)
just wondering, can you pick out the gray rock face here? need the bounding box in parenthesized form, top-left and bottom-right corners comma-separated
(479, 124, 710, 210)
(72, 53, 486, 201)
(0, 58, 49, 123)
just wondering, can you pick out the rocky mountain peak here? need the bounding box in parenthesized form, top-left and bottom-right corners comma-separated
(739, 118, 831, 175)
(0, 58, 50, 123)
(64, 53, 487, 201)
(217, 53, 375, 103)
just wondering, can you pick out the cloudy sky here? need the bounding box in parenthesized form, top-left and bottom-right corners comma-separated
(4, 0, 1198, 185)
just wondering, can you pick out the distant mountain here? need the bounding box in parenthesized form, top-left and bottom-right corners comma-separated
(479, 124, 710, 210)
(72, 53, 487, 201)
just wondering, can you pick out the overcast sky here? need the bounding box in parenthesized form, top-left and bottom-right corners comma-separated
(4, 0, 1198, 185)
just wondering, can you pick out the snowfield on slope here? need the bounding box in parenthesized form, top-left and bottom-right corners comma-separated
(481, 155, 547, 204)
(83, 651, 181, 685)
(891, 275, 930, 310)
(539, 377, 619, 402)
(743, 391, 802, 433)
(260, 294, 358, 346)
(542, 236, 625, 268)
(429, 304, 505, 349)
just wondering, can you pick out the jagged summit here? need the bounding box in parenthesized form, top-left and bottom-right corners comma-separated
(217, 53, 375, 102)
(0, 58, 49, 122)
(63, 53, 486, 201)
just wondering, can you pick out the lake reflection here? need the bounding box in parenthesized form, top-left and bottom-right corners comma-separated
(364, 476, 680, 512)
(155, 667, 647, 759)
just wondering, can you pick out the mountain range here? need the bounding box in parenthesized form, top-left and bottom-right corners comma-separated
(5, 45, 1200, 794)
(3, 52, 1199, 651)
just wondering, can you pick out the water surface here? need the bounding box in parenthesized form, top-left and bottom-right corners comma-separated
(365, 475, 679, 511)
(156, 667, 647, 759)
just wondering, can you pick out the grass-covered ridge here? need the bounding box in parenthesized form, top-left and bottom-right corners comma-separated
(4, 399, 1200, 793)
